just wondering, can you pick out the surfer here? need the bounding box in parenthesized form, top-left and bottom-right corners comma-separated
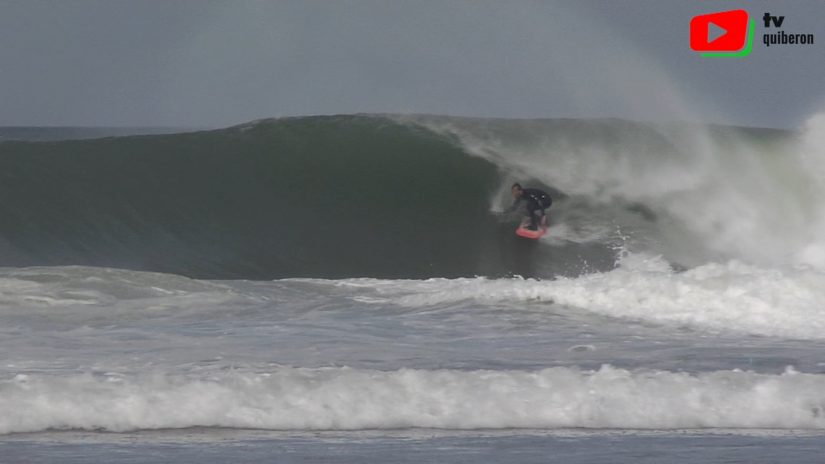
(506, 183, 552, 230)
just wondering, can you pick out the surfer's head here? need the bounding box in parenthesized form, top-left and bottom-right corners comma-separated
(511, 183, 523, 198)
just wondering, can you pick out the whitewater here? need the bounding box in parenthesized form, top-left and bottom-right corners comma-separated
(2, 114, 825, 462)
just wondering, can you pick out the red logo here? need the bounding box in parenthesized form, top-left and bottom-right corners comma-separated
(690, 10, 750, 52)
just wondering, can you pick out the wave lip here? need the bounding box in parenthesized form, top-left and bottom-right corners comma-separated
(3, 366, 825, 434)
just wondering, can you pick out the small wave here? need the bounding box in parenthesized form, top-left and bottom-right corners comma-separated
(3, 365, 825, 434)
(330, 253, 825, 340)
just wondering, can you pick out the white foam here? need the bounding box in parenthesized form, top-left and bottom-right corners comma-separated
(408, 112, 825, 271)
(3, 366, 825, 434)
(335, 254, 825, 340)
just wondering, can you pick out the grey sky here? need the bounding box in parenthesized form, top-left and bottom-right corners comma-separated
(1, 0, 823, 128)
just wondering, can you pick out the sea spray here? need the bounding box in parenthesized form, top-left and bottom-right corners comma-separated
(408, 114, 824, 270)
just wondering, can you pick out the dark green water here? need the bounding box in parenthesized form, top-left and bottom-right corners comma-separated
(0, 116, 583, 278)
(2, 115, 787, 279)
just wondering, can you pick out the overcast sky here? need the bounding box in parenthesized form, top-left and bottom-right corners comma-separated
(1, 0, 823, 128)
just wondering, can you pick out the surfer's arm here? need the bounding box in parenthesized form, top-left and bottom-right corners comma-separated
(503, 199, 521, 214)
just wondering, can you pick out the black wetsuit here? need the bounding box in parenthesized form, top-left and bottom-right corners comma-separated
(509, 188, 553, 228)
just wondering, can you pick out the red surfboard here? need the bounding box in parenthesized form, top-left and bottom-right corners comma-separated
(515, 216, 548, 239)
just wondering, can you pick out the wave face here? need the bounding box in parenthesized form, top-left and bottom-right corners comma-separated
(0, 114, 817, 278)
(0, 116, 515, 279)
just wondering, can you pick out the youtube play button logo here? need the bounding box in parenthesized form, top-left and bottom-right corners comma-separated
(690, 9, 753, 56)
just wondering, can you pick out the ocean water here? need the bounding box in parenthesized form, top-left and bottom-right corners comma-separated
(2, 115, 825, 462)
